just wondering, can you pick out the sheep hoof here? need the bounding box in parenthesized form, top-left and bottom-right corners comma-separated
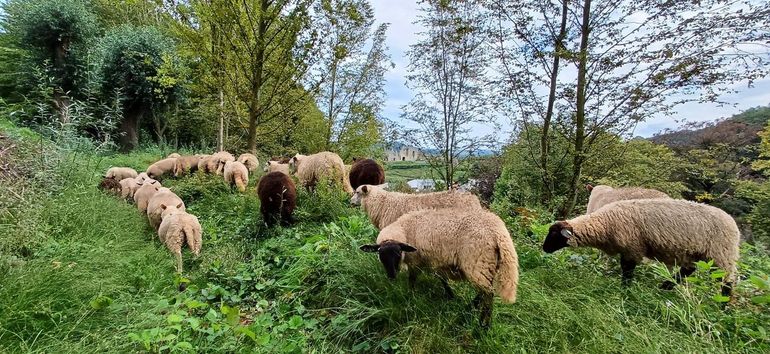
(659, 281, 676, 290)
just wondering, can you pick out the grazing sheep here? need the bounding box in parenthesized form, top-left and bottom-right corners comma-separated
(360, 208, 519, 327)
(207, 151, 235, 175)
(543, 199, 740, 296)
(264, 160, 291, 175)
(105, 167, 138, 181)
(290, 152, 352, 193)
(146, 158, 178, 181)
(224, 161, 249, 192)
(119, 177, 159, 200)
(237, 153, 260, 173)
(350, 184, 483, 229)
(586, 184, 671, 213)
(134, 183, 161, 212)
(158, 206, 202, 273)
(257, 172, 297, 226)
(348, 159, 385, 190)
(173, 155, 201, 177)
(194, 154, 210, 173)
(98, 177, 122, 196)
(167, 153, 181, 158)
(136, 172, 151, 184)
(147, 188, 186, 230)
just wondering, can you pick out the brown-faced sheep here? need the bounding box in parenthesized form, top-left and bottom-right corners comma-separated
(224, 161, 249, 192)
(257, 172, 297, 226)
(105, 167, 138, 181)
(348, 159, 385, 190)
(350, 184, 483, 229)
(146, 158, 177, 181)
(586, 184, 671, 213)
(360, 208, 519, 328)
(147, 188, 186, 230)
(237, 153, 259, 173)
(264, 160, 291, 175)
(98, 177, 122, 196)
(167, 153, 181, 158)
(290, 152, 352, 193)
(543, 199, 740, 296)
(208, 151, 235, 175)
(134, 183, 161, 212)
(158, 206, 201, 273)
(173, 155, 201, 177)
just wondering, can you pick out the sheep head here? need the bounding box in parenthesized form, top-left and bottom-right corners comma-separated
(543, 221, 574, 253)
(350, 185, 375, 206)
(360, 240, 417, 279)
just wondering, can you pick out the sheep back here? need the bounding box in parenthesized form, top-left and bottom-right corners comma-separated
(586, 185, 670, 213)
(147, 190, 186, 230)
(257, 172, 297, 226)
(294, 152, 352, 193)
(147, 158, 177, 180)
(105, 167, 138, 181)
(237, 153, 260, 172)
(348, 159, 385, 190)
(174, 156, 200, 177)
(134, 183, 160, 212)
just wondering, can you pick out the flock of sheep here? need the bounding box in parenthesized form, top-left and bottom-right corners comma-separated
(98, 151, 742, 328)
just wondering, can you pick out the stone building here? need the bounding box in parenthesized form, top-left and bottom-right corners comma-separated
(386, 144, 424, 162)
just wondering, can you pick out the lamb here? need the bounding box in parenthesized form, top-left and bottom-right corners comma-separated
(98, 177, 122, 196)
(257, 172, 297, 226)
(264, 160, 291, 175)
(105, 167, 138, 181)
(360, 208, 519, 328)
(223, 161, 249, 192)
(147, 188, 186, 230)
(167, 153, 181, 158)
(350, 184, 483, 229)
(542, 199, 740, 296)
(586, 184, 671, 213)
(237, 153, 260, 173)
(290, 151, 352, 193)
(207, 151, 235, 175)
(134, 183, 161, 213)
(146, 157, 177, 181)
(173, 155, 201, 177)
(348, 158, 385, 190)
(157, 206, 202, 273)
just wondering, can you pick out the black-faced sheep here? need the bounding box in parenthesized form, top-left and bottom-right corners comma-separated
(350, 184, 483, 229)
(158, 206, 201, 273)
(237, 153, 259, 173)
(147, 188, 186, 230)
(360, 208, 519, 328)
(290, 152, 352, 193)
(105, 167, 138, 181)
(348, 159, 385, 190)
(98, 177, 122, 196)
(257, 171, 297, 226)
(146, 158, 177, 181)
(224, 161, 249, 192)
(543, 199, 740, 296)
(586, 184, 671, 213)
(134, 183, 161, 213)
(173, 155, 200, 177)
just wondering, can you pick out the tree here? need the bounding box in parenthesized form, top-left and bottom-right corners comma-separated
(488, 0, 770, 216)
(98, 26, 181, 151)
(314, 0, 391, 156)
(402, 0, 494, 189)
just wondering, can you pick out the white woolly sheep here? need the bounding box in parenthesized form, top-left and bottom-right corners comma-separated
(586, 184, 671, 213)
(290, 152, 352, 193)
(173, 155, 201, 177)
(264, 160, 291, 175)
(134, 183, 161, 212)
(237, 153, 259, 173)
(208, 151, 235, 175)
(158, 207, 202, 273)
(136, 172, 151, 184)
(360, 207, 519, 328)
(120, 177, 159, 200)
(197, 154, 212, 173)
(224, 160, 249, 192)
(543, 199, 740, 296)
(105, 167, 138, 181)
(350, 184, 483, 229)
(167, 153, 181, 158)
(146, 158, 178, 180)
(147, 188, 186, 230)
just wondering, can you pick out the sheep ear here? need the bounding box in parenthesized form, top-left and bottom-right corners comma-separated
(561, 229, 573, 238)
(359, 244, 379, 253)
(399, 243, 417, 252)
(361, 185, 368, 194)
(160, 204, 167, 210)
(585, 184, 593, 192)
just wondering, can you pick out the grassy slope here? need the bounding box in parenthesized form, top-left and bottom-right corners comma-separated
(1, 122, 769, 353)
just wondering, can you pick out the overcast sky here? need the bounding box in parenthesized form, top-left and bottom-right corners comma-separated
(370, 0, 770, 139)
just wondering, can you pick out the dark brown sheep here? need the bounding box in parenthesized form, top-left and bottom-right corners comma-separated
(98, 177, 122, 196)
(257, 172, 297, 226)
(348, 158, 384, 190)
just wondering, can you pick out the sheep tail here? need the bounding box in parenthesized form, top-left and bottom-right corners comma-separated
(183, 224, 201, 257)
(495, 238, 519, 303)
(237, 171, 247, 192)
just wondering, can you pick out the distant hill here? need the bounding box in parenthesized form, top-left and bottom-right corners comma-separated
(387, 141, 495, 157)
(650, 106, 770, 150)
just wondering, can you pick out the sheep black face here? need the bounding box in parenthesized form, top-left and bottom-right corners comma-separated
(543, 221, 573, 253)
(360, 241, 417, 279)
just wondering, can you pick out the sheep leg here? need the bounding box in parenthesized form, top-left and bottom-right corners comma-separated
(408, 268, 418, 289)
(620, 256, 636, 285)
(477, 292, 494, 329)
(438, 276, 455, 300)
(661, 265, 696, 290)
(174, 249, 183, 274)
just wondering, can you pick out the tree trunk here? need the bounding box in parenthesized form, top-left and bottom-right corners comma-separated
(540, 0, 569, 204)
(119, 105, 143, 152)
(246, 0, 269, 154)
(218, 89, 224, 151)
(325, 58, 338, 150)
(561, 0, 591, 218)
(53, 40, 71, 124)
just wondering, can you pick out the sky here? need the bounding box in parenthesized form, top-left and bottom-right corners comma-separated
(369, 0, 770, 139)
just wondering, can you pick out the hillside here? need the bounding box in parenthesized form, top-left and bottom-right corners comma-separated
(650, 106, 770, 150)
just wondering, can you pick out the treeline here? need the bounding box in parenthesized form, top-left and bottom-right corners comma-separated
(0, 0, 391, 159)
